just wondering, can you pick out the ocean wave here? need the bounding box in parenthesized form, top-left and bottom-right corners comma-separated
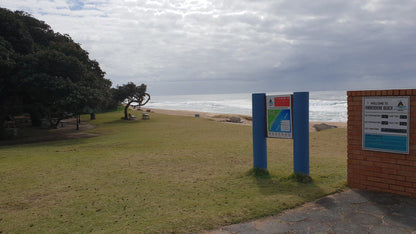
(146, 91, 347, 122)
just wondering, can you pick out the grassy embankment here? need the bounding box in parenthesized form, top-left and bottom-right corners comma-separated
(0, 109, 347, 233)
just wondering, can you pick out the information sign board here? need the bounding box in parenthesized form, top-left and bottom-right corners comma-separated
(363, 96, 410, 154)
(266, 95, 292, 138)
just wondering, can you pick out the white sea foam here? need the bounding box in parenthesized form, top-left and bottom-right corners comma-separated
(146, 91, 347, 122)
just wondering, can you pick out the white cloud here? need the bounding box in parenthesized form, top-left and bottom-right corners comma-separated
(2, 0, 416, 94)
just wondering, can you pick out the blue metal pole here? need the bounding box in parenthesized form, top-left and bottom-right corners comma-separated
(252, 93, 267, 169)
(293, 92, 309, 175)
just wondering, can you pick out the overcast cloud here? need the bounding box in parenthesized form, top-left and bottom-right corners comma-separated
(2, 0, 416, 95)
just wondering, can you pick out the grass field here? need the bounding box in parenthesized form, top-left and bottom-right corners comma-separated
(0, 109, 347, 233)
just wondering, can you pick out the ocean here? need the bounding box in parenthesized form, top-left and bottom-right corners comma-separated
(146, 90, 347, 122)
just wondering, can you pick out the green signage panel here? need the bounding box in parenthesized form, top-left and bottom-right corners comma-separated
(266, 95, 292, 138)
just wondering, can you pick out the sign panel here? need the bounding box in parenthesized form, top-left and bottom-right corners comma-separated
(363, 96, 410, 154)
(266, 95, 292, 138)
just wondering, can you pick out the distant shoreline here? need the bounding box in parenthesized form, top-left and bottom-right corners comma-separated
(145, 91, 348, 122)
(147, 108, 347, 132)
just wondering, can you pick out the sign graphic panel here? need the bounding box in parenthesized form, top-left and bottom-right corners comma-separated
(266, 95, 292, 138)
(363, 96, 409, 154)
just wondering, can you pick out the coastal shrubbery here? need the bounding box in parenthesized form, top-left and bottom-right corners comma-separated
(0, 8, 114, 133)
(0, 8, 151, 137)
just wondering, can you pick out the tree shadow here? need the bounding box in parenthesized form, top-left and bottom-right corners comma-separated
(0, 125, 98, 147)
(102, 118, 145, 125)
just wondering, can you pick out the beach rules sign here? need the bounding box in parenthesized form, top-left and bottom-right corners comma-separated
(363, 96, 410, 154)
(253, 92, 309, 174)
(266, 95, 292, 138)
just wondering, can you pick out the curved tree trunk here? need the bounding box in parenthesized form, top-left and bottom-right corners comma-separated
(124, 101, 134, 120)
(123, 94, 150, 120)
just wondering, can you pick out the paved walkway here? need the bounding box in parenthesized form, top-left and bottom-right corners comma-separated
(205, 189, 416, 233)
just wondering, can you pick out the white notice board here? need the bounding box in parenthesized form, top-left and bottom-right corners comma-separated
(363, 96, 409, 154)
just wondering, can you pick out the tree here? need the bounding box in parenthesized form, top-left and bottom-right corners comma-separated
(0, 7, 113, 131)
(113, 82, 150, 120)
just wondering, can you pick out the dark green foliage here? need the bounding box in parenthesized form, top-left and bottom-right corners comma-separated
(113, 82, 150, 119)
(0, 7, 113, 129)
(0, 9, 34, 54)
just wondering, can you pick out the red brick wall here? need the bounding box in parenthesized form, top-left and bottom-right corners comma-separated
(347, 89, 416, 197)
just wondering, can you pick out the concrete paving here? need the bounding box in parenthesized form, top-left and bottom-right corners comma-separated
(204, 189, 416, 233)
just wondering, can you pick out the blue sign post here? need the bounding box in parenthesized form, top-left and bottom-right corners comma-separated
(252, 93, 267, 169)
(293, 92, 309, 175)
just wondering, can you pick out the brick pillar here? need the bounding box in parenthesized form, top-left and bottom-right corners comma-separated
(347, 89, 416, 197)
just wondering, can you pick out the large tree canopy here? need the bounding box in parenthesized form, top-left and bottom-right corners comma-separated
(0, 8, 112, 128)
(113, 82, 150, 120)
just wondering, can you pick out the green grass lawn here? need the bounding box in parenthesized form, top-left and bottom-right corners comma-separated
(0, 110, 347, 233)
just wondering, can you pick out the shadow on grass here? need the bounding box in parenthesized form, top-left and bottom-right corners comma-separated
(246, 168, 325, 197)
(246, 168, 272, 179)
(0, 127, 98, 148)
(0, 136, 94, 149)
(102, 119, 143, 125)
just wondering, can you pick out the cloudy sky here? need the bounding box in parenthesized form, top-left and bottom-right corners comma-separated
(2, 0, 416, 95)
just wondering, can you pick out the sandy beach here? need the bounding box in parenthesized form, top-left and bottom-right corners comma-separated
(147, 108, 346, 132)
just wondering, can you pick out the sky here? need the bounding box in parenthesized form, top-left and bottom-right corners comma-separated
(2, 0, 416, 95)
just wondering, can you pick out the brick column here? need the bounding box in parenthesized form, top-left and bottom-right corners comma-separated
(347, 89, 416, 197)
